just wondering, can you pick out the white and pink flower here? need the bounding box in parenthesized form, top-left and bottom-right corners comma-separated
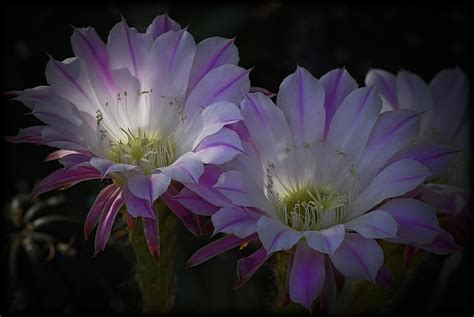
(366, 68, 470, 254)
(185, 67, 454, 310)
(8, 14, 250, 258)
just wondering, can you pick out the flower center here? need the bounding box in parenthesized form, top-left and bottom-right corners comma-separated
(277, 184, 347, 231)
(106, 128, 177, 173)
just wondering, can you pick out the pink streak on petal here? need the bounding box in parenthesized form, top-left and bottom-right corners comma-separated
(6, 126, 45, 144)
(84, 184, 120, 240)
(94, 188, 124, 253)
(234, 247, 270, 288)
(187, 233, 258, 267)
(162, 186, 201, 235)
(32, 165, 102, 197)
(45, 150, 84, 162)
(143, 217, 160, 260)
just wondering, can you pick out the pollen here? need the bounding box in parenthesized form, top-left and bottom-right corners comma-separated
(239, 242, 249, 250)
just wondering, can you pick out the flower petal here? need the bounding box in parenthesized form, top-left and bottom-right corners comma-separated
(45, 150, 81, 162)
(185, 64, 250, 121)
(358, 110, 423, 184)
(173, 187, 219, 216)
(257, 216, 302, 254)
(84, 184, 119, 239)
(184, 166, 232, 208)
(89, 157, 141, 179)
(365, 69, 398, 109)
(376, 264, 395, 289)
(289, 240, 325, 311)
(227, 120, 251, 142)
(320, 68, 358, 138)
(45, 57, 99, 113)
(32, 165, 102, 197)
(58, 150, 94, 168)
(127, 173, 171, 202)
(32, 96, 96, 139)
(326, 86, 382, 160)
(388, 143, 458, 177)
(380, 198, 442, 245)
(248, 86, 276, 97)
(241, 92, 292, 162)
(430, 68, 469, 141)
(188, 37, 239, 91)
(161, 186, 201, 236)
(159, 151, 204, 184)
(146, 14, 181, 39)
(211, 206, 260, 238)
(213, 170, 272, 213)
(6, 126, 44, 144)
(192, 101, 243, 148)
(329, 232, 384, 281)
(303, 224, 345, 255)
(350, 159, 430, 218)
(319, 256, 339, 312)
(417, 229, 461, 254)
(219, 141, 265, 187)
(197, 164, 223, 186)
(71, 26, 116, 98)
(142, 217, 160, 260)
(344, 210, 398, 239)
(148, 28, 196, 95)
(94, 189, 124, 253)
(40, 126, 88, 150)
(186, 233, 258, 267)
(12, 86, 53, 110)
(122, 185, 156, 219)
(96, 67, 142, 126)
(396, 70, 433, 112)
(235, 247, 270, 288)
(419, 183, 467, 216)
(194, 127, 244, 165)
(276, 66, 325, 147)
(107, 18, 153, 81)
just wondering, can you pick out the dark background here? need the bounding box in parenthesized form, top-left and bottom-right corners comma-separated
(0, 1, 472, 314)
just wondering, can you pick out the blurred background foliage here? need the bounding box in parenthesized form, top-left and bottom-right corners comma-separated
(1, 1, 472, 314)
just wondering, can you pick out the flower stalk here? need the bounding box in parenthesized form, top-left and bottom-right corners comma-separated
(273, 250, 304, 313)
(273, 251, 289, 309)
(127, 199, 177, 312)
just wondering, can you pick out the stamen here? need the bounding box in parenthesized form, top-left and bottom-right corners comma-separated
(275, 184, 348, 231)
(105, 129, 177, 174)
(92, 89, 186, 173)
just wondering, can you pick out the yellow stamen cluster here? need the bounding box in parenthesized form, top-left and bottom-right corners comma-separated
(276, 184, 347, 231)
(106, 128, 177, 173)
